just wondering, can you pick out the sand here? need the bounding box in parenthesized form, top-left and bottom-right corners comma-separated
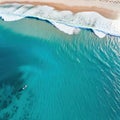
(0, 0, 120, 19)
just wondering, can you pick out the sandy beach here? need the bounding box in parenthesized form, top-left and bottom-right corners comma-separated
(0, 0, 120, 19)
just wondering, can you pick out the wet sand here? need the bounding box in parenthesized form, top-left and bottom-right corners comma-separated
(0, 0, 120, 19)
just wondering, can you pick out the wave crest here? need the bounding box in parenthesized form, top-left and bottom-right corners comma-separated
(0, 3, 120, 38)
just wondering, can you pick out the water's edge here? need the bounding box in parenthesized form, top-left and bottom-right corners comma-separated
(0, 3, 120, 38)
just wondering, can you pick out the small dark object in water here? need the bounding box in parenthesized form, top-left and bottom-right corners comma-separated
(18, 85, 27, 92)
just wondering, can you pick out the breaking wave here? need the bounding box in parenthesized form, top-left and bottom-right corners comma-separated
(0, 3, 120, 38)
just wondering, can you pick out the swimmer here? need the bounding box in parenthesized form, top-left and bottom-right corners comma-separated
(18, 85, 27, 92)
(22, 85, 27, 90)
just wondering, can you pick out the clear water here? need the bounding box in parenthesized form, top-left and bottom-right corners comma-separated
(0, 18, 120, 120)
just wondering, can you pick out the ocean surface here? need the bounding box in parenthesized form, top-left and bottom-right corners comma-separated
(0, 3, 120, 38)
(0, 18, 120, 120)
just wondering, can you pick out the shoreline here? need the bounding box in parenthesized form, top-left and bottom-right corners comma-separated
(0, 2, 120, 38)
(0, 1, 120, 19)
(26, 16, 120, 38)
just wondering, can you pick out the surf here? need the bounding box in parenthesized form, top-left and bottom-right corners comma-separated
(0, 3, 120, 38)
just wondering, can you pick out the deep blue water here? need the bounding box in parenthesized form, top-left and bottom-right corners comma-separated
(0, 18, 120, 120)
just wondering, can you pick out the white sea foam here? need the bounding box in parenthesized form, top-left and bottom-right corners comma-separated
(51, 21, 80, 35)
(0, 3, 120, 38)
(93, 30, 106, 38)
(0, 13, 23, 21)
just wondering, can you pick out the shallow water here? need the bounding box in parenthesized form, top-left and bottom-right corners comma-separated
(0, 18, 120, 120)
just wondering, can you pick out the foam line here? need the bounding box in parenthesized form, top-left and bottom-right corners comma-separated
(0, 3, 120, 38)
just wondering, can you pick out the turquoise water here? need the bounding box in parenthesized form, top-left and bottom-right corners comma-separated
(0, 18, 120, 120)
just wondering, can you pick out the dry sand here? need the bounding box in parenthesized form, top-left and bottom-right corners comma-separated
(0, 0, 120, 19)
